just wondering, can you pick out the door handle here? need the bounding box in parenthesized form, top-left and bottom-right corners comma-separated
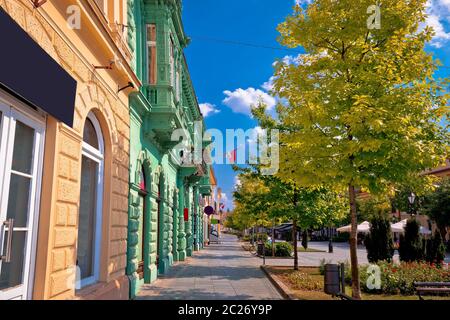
(1, 219, 14, 263)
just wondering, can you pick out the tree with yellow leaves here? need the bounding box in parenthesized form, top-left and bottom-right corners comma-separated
(233, 165, 347, 270)
(260, 0, 449, 299)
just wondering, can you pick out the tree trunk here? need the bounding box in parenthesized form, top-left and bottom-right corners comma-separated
(302, 230, 308, 249)
(348, 184, 361, 300)
(272, 219, 275, 257)
(293, 219, 299, 271)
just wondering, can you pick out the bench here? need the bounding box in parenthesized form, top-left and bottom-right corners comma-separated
(413, 282, 450, 300)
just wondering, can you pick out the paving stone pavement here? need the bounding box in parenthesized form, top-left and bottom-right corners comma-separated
(136, 234, 282, 300)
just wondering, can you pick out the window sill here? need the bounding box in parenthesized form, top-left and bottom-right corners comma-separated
(75, 281, 105, 299)
(73, 275, 129, 300)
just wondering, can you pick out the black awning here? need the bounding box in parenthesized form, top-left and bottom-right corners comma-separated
(275, 224, 293, 232)
(0, 7, 77, 127)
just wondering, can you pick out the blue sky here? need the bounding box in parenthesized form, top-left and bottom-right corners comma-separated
(182, 0, 450, 210)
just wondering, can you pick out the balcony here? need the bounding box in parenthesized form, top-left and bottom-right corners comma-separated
(198, 175, 213, 196)
(178, 148, 209, 184)
(142, 84, 183, 151)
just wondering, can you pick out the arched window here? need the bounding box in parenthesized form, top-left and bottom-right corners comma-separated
(77, 112, 104, 288)
(139, 166, 146, 192)
(137, 166, 147, 278)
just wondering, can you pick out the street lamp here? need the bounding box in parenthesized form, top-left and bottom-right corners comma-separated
(408, 192, 416, 216)
(328, 227, 334, 253)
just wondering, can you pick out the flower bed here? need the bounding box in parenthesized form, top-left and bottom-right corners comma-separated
(286, 271, 323, 291)
(357, 261, 450, 295)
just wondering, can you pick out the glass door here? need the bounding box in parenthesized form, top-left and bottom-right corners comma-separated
(0, 101, 44, 300)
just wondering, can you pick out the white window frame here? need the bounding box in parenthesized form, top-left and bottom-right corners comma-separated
(78, 112, 104, 288)
(0, 91, 45, 300)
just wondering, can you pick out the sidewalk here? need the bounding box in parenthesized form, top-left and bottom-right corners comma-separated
(136, 234, 282, 300)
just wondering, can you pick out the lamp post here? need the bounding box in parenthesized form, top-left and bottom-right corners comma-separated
(328, 227, 334, 253)
(408, 192, 416, 217)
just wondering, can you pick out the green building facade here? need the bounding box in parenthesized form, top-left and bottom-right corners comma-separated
(126, 0, 212, 298)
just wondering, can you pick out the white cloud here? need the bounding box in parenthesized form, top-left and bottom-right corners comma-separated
(423, 0, 450, 47)
(426, 14, 450, 47)
(281, 54, 301, 65)
(295, 0, 312, 6)
(220, 193, 229, 206)
(234, 175, 241, 188)
(199, 103, 220, 117)
(272, 55, 299, 67)
(222, 88, 276, 116)
(261, 76, 276, 92)
(219, 192, 234, 211)
(435, 0, 450, 11)
(274, 51, 328, 68)
(246, 126, 264, 144)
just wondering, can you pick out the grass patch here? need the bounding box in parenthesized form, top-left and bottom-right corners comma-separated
(267, 266, 333, 300)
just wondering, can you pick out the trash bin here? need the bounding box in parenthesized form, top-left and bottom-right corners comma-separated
(257, 242, 265, 256)
(324, 264, 341, 295)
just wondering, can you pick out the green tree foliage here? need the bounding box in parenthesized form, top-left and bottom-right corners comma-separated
(263, 242, 293, 257)
(425, 232, 447, 265)
(399, 219, 423, 262)
(232, 166, 347, 270)
(391, 187, 425, 214)
(256, 0, 449, 298)
(231, 174, 273, 232)
(224, 206, 255, 233)
(275, 242, 293, 257)
(364, 217, 394, 263)
(423, 178, 450, 240)
(433, 232, 447, 265)
(357, 194, 392, 222)
(425, 238, 434, 264)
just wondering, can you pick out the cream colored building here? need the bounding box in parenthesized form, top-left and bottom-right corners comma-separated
(0, 0, 139, 300)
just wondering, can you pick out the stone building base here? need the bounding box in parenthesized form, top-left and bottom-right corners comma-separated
(177, 250, 187, 262)
(75, 275, 129, 300)
(159, 254, 174, 275)
(128, 274, 142, 299)
(148, 264, 158, 283)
